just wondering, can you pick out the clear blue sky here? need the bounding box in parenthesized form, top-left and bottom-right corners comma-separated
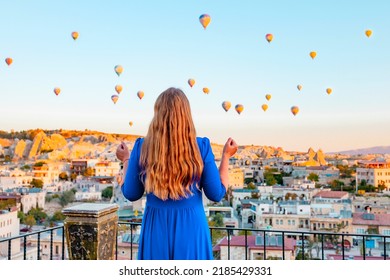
(1, 0, 389, 152)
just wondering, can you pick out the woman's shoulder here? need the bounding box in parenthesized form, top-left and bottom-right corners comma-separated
(133, 137, 144, 151)
(196, 136, 211, 148)
(196, 136, 213, 158)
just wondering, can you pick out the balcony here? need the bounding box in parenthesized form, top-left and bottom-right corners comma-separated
(1, 223, 389, 260)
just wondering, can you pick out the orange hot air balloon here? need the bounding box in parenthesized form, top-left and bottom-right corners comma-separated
(291, 106, 299, 116)
(265, 94, 272, 101)
(365, 29, 372, 37)
(326, 88, 332, 95)
(5, 57, 13, 66)
(235, 104, 244, 114)
(309, 51, 317, 59)
(111, 95, 119, 104)
(137, 90, 144, 100)
(115, 85, 123, 94)
(203, 87, 210, 94)
(297, 84, 303, 91)
(265, 33, 273, 43)
(53, 87, 61, 96)
(188, 79, 195, 88)
(222, 101, 231, 112)
(262, 104, 268, 112)
(71, 31, 79, 40)
(199, 14, 211, 30)
(129, 121, 133, 127)
(114, 65, 123, 76)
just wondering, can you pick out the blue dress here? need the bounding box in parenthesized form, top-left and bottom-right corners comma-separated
(122, 137, 226, 260)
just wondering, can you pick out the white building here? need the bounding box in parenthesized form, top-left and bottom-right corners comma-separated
(32, 162, 60, 186)
(0, 207, 20, 258)
(206, 206, 238, 228)
(0, 175, 33, 191)
(356, 160, 390, 191)
(94, 161, 121, 177)
(75, 185, 102, 201)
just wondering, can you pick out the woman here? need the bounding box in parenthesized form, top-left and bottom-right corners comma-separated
(116, 87, 237, 260)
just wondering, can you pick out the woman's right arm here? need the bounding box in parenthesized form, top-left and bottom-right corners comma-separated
(200, 137, 237, 202)
(219, 137, 238, 187)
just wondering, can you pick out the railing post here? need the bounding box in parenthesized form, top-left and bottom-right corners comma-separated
(62, 203, 119, 260)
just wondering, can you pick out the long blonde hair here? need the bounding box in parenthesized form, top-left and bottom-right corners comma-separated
(140, 87, 204, 200)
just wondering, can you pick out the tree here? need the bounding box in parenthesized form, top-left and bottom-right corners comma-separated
(0, 198, 15, 210)
(285, 192, 298, 201)
(244, 178, 254, 185)
(265, 174, 277, 186)
(33, 161, 45, 167)
(330, 180, 345, 191)
(377, 182, 386, 192)
(21, 164, 31, 171)
(30, 178, 44, 188)
(59, 190, 75, 207)
(83, 167, 95, 177)
(102, 186, 113, 199)
(25, 214, 36, 229)
(18, 211, 26, 224)
(28, 207, 48, 224)
(307, 173, 319, 182)
(51, 211, 65, 222)
(59, 172, 69, 181)
(246, 182, 256, 189)
(70, 172, 78, 182)
(210, 213, 224, 227)
(295, 249, 310, 260)
(208, 213, 227, 246)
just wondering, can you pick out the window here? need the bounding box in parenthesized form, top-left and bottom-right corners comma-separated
(356, 228, 365, 234)
(383, 230, 390, 236)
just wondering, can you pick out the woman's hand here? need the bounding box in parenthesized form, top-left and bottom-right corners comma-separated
(222, 137, 238, 158)
(116, 141, 130, 162)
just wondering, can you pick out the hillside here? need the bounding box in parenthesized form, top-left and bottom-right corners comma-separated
(0, 129, 330, 165)
(331, 146, 390, 156)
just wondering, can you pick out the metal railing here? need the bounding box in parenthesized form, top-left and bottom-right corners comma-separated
(1, 222, 389, 260)
(0, 225, 65, 260)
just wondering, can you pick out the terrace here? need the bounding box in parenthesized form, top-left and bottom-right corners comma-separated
(1, 203, 389, 260)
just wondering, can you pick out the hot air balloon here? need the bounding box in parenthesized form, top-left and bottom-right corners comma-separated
(71, 31, 79, 40)
(53, 87, 61, 96)
(111, 95, 119, 104)
(326, 88, 332, 95)
(297, 85, 303, 91)
(137, 90, 144, 100)
(199, 14, 211, 30)
(265, 94, 272, 101)
(5, 57, 13, 66)
(114, 65, 123, 76)
(365, 29, 372, 37)
(262, 104, 268, 112)
(188, 79, 195, 88)
(222, 101, 231, 112)
(203, 87, 210, 94)
(291, 106, 299, 116)
(310, 51, 317, 59)
(129, 121, 133, 127)
(115, 85, 123, 94)
(265, 33, 273, 43)
(235, 104, 244, 114)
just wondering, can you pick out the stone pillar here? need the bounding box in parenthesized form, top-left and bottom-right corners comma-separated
(62, 203, 119, 260)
